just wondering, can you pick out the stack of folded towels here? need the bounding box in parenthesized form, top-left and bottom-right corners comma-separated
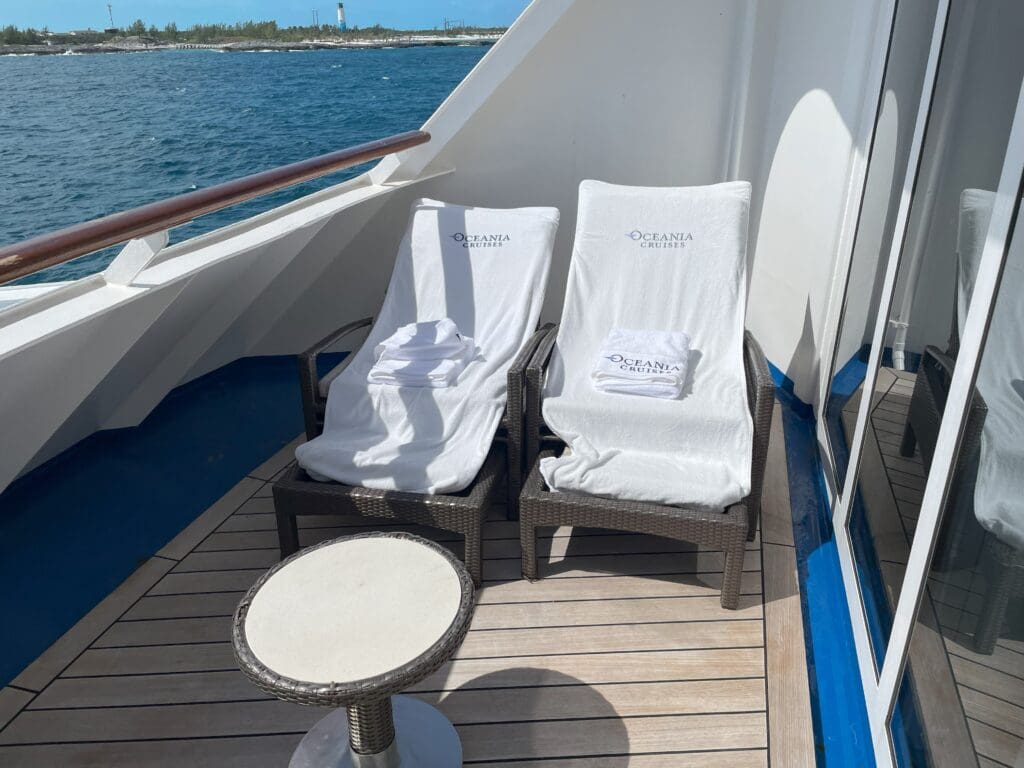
(591, 327, 691, 399)
(368, 318, 476, 388)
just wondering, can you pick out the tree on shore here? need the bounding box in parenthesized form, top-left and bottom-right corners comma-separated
(2, 25, 43, 44)
(0, 21, 506, 46)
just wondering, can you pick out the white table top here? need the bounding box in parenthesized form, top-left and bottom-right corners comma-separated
(243, 536, 465, 684)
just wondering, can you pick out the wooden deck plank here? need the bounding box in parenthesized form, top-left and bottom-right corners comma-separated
(960, 685, 1024, 739)
(195, 526, 762, 554)
(0, 735, 300, 768)
(0, 689, 34, 732)
(760, 404, 794, 547)
(64, 644, 238, 678)
(470, 754, 767, 768)
(763, 543, 815, 767)
(31, 673, 764, 720)
(951, 657, 1024, 709)
(29, 671, 266, 710)
(65, 618, 765, 679)
(967, 718, 1024, 767)
(458, 712, 767, 762)
(411, 648, 765, 692)
(95, 594, 763, 648)
(470, 595, 763, 629)
(945, 641, 1024, 680)
(126, 572, 764, 621)
(0, 701, 767, 751)
(172, 547, 762, 580)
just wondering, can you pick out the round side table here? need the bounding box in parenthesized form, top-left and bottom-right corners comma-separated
(233, 531, 475, 767)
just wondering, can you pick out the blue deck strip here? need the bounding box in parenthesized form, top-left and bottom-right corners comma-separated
(0, 353, 341, 688)
(771, 361, 876, 767)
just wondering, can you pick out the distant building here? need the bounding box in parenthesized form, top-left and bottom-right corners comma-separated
(337, 2, 347, 31)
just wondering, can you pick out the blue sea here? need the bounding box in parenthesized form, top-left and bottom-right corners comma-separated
(0, 46, 486, 284)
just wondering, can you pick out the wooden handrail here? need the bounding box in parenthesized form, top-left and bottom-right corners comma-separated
(0, 129, 429, 284)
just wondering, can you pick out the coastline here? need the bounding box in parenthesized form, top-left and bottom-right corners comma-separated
(0, 34, 500, 57)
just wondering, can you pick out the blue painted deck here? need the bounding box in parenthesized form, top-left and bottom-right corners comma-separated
(0, 355, 323, 686)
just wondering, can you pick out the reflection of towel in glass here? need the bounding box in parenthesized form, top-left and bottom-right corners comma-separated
(592, 328, 690, 399)
(973, 223, 1024, 550)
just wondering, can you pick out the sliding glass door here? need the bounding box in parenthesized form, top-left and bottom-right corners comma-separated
(822, 1, 1024, 765)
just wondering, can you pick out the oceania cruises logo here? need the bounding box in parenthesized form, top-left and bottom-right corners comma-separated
(450, 233, 511, 249)
(605, 354, 683, 374)
(626, 230, 694, 249)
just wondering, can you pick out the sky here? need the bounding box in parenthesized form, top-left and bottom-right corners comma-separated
(2, 1, 531, 32)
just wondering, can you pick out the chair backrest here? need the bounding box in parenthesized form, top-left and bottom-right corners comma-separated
(366, 198, 560, 368)
(545, 179, 752, 396)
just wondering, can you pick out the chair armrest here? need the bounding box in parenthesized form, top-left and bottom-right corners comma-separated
(298, 316, 374, 440)
(508, 322, 556, 430)
(922, 344, 956, 380)
(509, 323, 556, 396)
(743, 330, 775, 540)
(524, 324, 560, 471)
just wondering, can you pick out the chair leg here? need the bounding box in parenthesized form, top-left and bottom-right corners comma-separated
(464, 526, 483, 588)
(974, 563, 1014, 654)
(506, 443, 521, 521)
(721, 537, 745, 610)
(900, 422, 917, 458)
(745, 504, 758, 543)
(521, 520, 539, 581)
(276, 512, 300, 559)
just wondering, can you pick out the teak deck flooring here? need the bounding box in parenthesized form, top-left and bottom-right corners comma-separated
(0, 403, 815, 767)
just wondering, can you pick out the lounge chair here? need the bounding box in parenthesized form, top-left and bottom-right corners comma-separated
(273, 199, 560, 585)
(518, 181, 774, 609)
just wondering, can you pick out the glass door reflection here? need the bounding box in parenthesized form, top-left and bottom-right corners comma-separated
(892, 189, 1024, 768)
(824, 0, 939, 487)
(846, 0, 1024, 672)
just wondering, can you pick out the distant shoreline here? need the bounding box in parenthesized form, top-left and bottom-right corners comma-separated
(0, 34, 500, 57)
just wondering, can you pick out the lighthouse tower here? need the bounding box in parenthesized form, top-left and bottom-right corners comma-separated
(337, 2, 347, 31)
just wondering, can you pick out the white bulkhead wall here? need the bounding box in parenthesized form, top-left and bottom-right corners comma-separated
(284, 0, 892, 404)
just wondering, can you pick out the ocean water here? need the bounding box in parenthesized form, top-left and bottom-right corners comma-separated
(0, 47, 486, 284)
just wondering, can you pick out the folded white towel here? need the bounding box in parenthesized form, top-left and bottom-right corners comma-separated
(374, 318, 469, 362)
(592, 328, 690, 399)
(368, 341, 475, 388)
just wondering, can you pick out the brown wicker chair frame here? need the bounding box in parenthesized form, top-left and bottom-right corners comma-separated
(233, 531, 475, 756)
(519, 327, 775, 609)
(273, 320, 552, 586)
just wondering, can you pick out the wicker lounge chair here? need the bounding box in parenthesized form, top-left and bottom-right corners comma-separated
(273, 320, 549, 587)
(520, 327, 774, 609)
(273, 199, 560, 587)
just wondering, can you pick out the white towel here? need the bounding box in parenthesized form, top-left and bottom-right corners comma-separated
(295, 199, 559, 493)
(368, 340, 476, 388)
(540, 180, 753, 509)
(956, 189, 996, 337)
(967, 189, 1024, 550)
(373, 318, 470, 362)
(592, 327, 690, 399)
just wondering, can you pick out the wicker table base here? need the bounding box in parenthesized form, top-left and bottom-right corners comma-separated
(289, 696, 461, 768)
